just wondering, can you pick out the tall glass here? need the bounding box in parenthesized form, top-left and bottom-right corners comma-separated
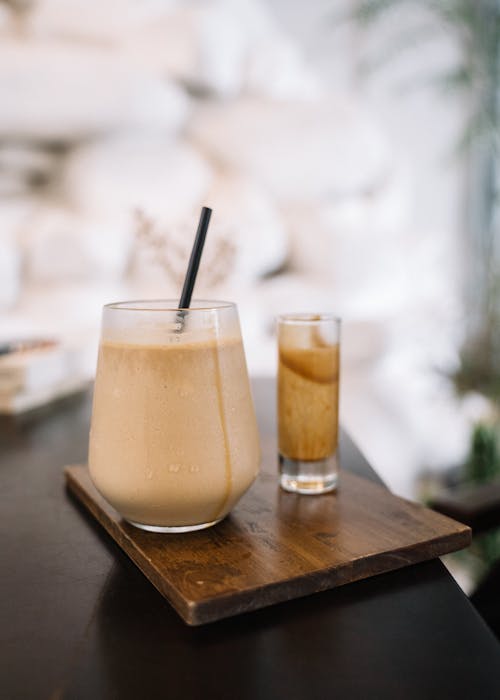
(278, 313, 341, 494)
(89, 300, 260, 533)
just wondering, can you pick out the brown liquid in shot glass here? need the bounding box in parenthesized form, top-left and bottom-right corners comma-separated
(278, 343, 340, 461)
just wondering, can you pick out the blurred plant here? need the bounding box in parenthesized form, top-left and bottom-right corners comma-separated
(422, 422, 500, 586)
(454, 275, 500, 400)
(1, 0, 34, 27)
(354, 0, 500, 144)
(132, 209, 236, 288)
(353, 0, 500, 402)
(465, 422, 500, 484)
(1, 0, 33, 11)
(460, 423, 500, 582)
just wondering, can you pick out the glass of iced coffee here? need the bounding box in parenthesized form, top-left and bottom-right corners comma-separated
(89, 300, 260, 532)
(277, 313, 341, 494)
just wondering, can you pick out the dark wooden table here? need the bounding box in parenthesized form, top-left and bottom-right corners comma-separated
(2, 378, 500, 700)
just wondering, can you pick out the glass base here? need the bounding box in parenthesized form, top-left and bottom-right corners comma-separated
(279, 453, 338, 495)
(126, 517, 222, 533)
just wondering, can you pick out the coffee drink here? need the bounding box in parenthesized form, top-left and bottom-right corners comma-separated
(89, 301, 260, 531)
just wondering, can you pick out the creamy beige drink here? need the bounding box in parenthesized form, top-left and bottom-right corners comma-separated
(89, 301, 260, 531)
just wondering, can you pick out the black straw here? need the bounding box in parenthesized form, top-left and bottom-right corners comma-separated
(178, 206, 212, 310)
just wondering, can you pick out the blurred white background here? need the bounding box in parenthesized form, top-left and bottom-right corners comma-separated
(0, 0, 484, 496)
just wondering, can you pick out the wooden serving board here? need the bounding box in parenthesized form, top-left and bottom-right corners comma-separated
(65, 465, 471, 626)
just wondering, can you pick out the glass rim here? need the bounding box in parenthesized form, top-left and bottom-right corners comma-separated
(277, 312, 341, 325)
(104, 299, 236, 312)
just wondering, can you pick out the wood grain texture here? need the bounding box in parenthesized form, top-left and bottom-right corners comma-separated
(65, 464, 471, 626)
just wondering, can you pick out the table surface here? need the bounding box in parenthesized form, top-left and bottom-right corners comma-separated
(2, 378, 500, 700)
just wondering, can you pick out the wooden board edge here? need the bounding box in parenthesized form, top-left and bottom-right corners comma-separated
(64, 465, 194, 625)
(186, 528, 472, 625)
(64, 464, 473, 627)
(345, 470, 473, 536)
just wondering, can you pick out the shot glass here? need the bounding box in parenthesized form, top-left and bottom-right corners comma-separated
(277, 313, 341, 494)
